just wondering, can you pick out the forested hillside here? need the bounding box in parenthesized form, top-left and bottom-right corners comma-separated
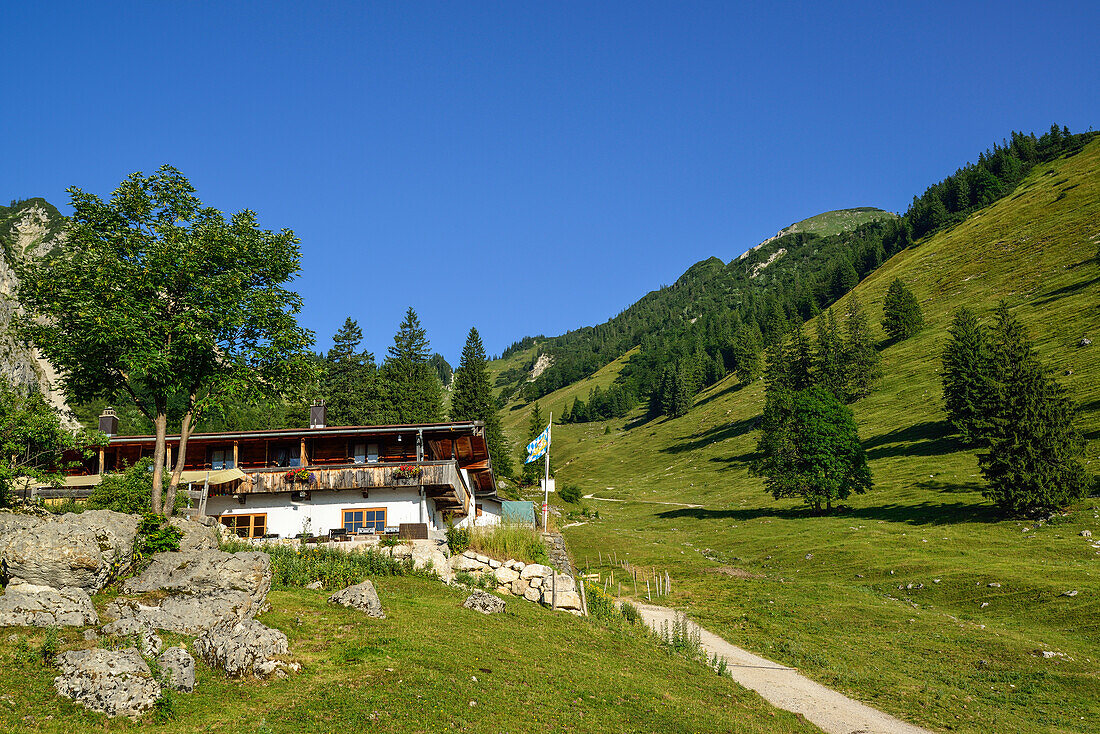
(494, 126, 1096, 432)
(508, 135, 1100, 733)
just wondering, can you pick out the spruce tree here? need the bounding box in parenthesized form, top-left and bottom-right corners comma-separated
(941, 307, 992, 444)
(829, 260, 859, 299)
(882, 278, 924, 342)
(842, 295, 880, 400)
(814, 309, 846, 400)
(322, 317, 380, 426)
(381, 307, 443, 423)
(978, 303, 1088, 516)
(733, 327, 762, 385)
(669, 368, 693, 418)
(451, 327, 512, 479)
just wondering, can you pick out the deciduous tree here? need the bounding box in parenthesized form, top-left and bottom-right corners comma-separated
(15, 166, 316, 515)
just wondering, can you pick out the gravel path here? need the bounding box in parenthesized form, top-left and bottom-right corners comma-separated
(635, 603, 934, 734)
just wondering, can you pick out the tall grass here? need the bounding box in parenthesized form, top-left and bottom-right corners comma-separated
(467, 522, 548, 564)
(220, 539, 434, 590)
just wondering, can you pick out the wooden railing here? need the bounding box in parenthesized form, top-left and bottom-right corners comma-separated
(242, 460, 470, 513)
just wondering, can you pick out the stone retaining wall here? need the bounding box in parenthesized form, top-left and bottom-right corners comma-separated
(449, 550, 582, 613)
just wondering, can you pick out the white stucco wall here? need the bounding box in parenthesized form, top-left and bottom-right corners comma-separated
(207, 486, 438, 538)
(477, 498, 503, 527)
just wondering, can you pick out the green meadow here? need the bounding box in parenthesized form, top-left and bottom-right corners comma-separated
(499, 139, 1100, 733)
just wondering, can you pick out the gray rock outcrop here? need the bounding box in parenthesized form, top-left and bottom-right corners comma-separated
(106, 550, 271, 634)
(0, 510, 140, 592)
(52, 648, 160, 719)
(0, 579, 98, 627)
(463, 590, 505, 614)
(156, 647, 195, 692)
(169, 517, 219, 551)
(193, 619, 299, 679)
(328, 579, 385, 618)
(102, 618, 163, 656)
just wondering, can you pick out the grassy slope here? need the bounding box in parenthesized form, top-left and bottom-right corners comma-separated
(505, 140, 1100, 733)
(0, 578, 817, 734)
(501, 347, 640, 439)
(770, 207, 897, 240)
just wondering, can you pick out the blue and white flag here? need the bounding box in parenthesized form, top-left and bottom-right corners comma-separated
(524, 424, 551, 464)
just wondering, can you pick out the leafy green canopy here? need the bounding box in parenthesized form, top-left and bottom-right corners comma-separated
(0, 386, 101, 507)
(451, 327, 512, 479)
(15, 165, 317, 514)
(752, 385, 872, 512)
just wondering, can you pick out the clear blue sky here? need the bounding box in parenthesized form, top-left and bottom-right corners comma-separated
(4, 1, 1098, 364)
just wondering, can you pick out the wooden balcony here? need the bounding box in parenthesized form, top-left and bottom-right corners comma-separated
(240, 460, 471, 515)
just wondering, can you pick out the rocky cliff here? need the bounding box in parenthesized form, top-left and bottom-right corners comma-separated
(0, 198, 76, 424)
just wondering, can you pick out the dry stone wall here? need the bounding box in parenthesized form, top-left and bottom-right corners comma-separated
(448, 550, 582, 613)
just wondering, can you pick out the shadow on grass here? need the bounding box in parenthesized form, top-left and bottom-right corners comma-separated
(657, 493, 999, 526)
(692, 380, 749, 410)
(1031, 273, 1100, 307)
(862, 420, 968, 460)
(660, 417, 758, 455)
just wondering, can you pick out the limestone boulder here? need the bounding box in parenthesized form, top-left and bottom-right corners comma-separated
(102, 618, 162, 656)
(451, 555, 486, 573)
(542, 587, 582, 610)
(53, 648, 160, 719)
(493, 566, 520, 585)
(463, 590, 505, 614)
(522, 586, 541, 603)
(510, 578, 529, 596)
(328, 580, 385, 618)
(0, 579, 98, 627)
(156, 647, 195, 692)
(106, 550, 271, 634)
(193, 619, 299, 679)
(169, 517, 219, 551)
(0, 510, 140, 593)
(553, 574, 576, 593)
(519, 563, 553, 580)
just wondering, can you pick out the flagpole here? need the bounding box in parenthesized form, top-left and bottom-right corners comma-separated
(542, 412, 552, 530)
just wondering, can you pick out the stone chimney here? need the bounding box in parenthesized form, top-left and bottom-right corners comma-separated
(310, 399, 326, 429)
(98, 407, 119, 437)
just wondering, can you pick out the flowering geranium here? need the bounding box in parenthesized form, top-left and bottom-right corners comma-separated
(391, 464, 424, 480)
(284, 468, 313, 483)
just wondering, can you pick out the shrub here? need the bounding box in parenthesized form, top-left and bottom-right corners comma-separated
(558, 484, 583, 504)
(38, 627, 59, 664)
(619, 600, 642, 625)
(133, 514, 183, 568)
(445, 521, 470, 555)
(467, 522, 548, 564)
(86, 458, 183, 515)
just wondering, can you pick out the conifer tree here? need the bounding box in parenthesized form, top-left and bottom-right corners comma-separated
(842, 295, 880, 400)
(814, 310, 845, 400)
(669, 368, 693, 418)
(381, 307, 443, 423)
(978, 303, 1088, 516)
(882, 278, 924, 342)
(451, 327, 511, 479)
(733, 327, 762, 385)
(322, 317, 381, 426)
(829, 260, 859, 299)
(941, 307, 992, 444)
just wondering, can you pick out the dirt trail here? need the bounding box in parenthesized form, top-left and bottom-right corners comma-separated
(635, 603, 934, 734)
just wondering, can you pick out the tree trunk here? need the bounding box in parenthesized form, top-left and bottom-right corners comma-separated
(151, 412, 168, 514)
(164, 407, 195, 518)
